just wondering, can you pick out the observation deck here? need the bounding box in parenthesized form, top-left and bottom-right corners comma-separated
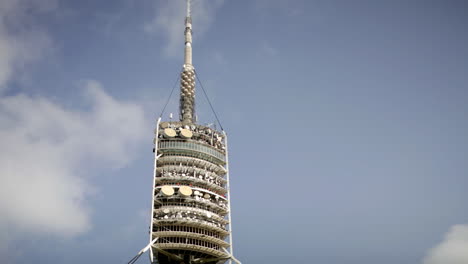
(150, 121, 232, 263)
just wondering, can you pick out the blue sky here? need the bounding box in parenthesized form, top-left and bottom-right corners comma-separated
(0, 0, 467, 263)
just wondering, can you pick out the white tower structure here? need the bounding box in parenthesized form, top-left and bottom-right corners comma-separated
(144, 1, 240, 263)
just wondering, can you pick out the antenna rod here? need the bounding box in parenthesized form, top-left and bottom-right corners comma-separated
(180, 0, 195, 124)
(184, 0, 193, 65)
(186, 0, 191, 18)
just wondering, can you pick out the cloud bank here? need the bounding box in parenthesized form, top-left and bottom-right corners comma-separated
(145, 0, 225, 56)
(0, 80, 148, 254)
(423, 224, 468, 264)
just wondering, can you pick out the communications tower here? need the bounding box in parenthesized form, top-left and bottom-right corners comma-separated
(129, 1, 240, 264)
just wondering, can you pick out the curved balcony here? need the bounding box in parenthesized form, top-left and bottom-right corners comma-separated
(157, 155, 227, 175)
(152, 243, 229, 259)
(152, 231, 230, 248)
(155, 196, 228, 216)
(153, 218, 229, 236)
(157, 165, 227, 184)
(153, 223, 222, 239)
(154, 206, 228, 224)
(154, 200, 228, 216)
(158, 140, 226, 165)
(157, 122, 226, 150)
(156, 175, 226, 194)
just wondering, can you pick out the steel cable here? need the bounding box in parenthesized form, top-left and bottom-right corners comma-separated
(159, 70, 182, 118)
(194, 70, 224, 131)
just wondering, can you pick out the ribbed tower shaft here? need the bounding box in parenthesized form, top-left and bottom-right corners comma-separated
(180, 0, 195, 124)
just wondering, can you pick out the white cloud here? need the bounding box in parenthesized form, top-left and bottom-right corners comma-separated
(0, 0, 56, 91)
(423, 224, 468, 264)
(0, 80, 148, 256)
(145, 0, 225, 56)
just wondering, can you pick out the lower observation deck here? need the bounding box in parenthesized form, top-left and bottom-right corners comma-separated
(152, 231, 230, 248)
(152, 243, 230, 261)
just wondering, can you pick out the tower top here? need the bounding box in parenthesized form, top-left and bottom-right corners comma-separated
(183, 0, 193, 67)
(180, 0, 195, 124)
(186, 0, 191, 18)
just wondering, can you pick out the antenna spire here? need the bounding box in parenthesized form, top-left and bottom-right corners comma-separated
(186, 0, 191, 17)
(184, 0, 193, 65)
(180, 0, 195, 124)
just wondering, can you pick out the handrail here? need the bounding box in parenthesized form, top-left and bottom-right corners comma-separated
(159, 140, 226, 163)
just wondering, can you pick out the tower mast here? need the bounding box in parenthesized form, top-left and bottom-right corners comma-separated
(180, 0, 195, 124)
(131, 0, 243, 263)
